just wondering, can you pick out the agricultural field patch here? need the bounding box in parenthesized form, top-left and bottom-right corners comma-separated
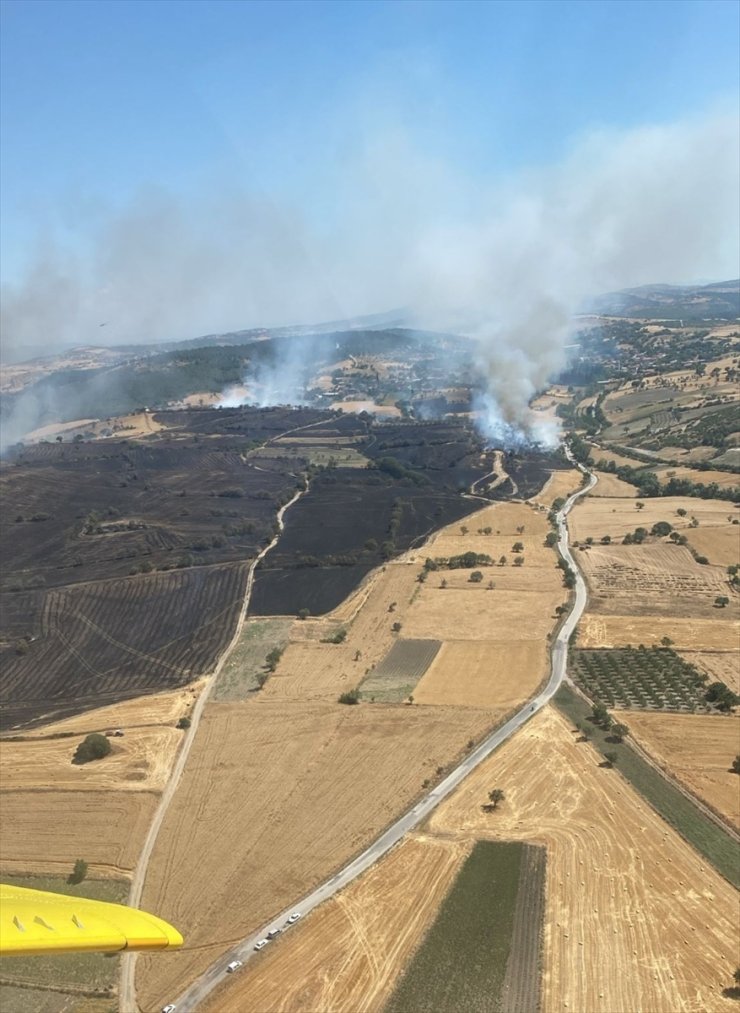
(403, 586, 564, 642)
(0, 562, 248, 730)
(622, 711, 740, 830)
(586, 444, 645, 470)
(429, 706, 739, 1012)
(588, 471, 638, 497)
(203, 835, 468, 1013)
(529, 467, 582, 509)
(651, 465, 740, 490)
(680, 651, 740, 693)
(413, 640, 548, 711)
(212, 618, 293, 701)
(360, 638, 441, 702)
(570, 647, 710, 711)
(135, 700, 497, 1010)
(577, 542, 732, 618)
(569, 494, 738, 543)
(385, 840, 534, 1013)
(0, 791, 157, 877)
(579, 612, 740, 650)
(684, 525, 740, 567)
(0, 875, 127, 998)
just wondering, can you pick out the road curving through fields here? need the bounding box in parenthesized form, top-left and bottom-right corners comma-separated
(118, 481, 309, 1013)
(168, 454, 598, 1012)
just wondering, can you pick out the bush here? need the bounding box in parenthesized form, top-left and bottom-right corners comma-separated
(177, 716, 191, 729)
(338, 689, 361, 705)
(469, 570, 483, 583)
(67, 859, 88, 885)
(72, 733, 112, 765)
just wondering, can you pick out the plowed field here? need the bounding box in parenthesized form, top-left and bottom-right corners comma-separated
(135, 701, 496, 1010)
(202, 835, 468, 1013)
(428, 707, 739, 1013)
(413, 640, 548, 710)
(622, 711, 740, 830)
(579, 613, 740, 650)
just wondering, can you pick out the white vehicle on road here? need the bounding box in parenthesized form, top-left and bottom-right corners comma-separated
(226, 960, 243, 972)
(286, 912, 301, 924)
(162, 1005, 176, 1013)
(254, 939, 269, 950)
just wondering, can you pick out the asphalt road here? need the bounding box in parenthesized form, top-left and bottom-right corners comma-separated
(163, 459, 597, 1013)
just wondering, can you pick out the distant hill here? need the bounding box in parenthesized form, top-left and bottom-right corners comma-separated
(589, 280, 740, 320)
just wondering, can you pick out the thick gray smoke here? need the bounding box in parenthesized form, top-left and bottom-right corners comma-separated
(2, 110, 738, 443)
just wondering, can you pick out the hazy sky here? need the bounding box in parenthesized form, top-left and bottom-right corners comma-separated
(0, 0, 738, 357)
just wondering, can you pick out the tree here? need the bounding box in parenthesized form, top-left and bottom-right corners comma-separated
(440, 578, 448, 588)
(266, 647, 284, 671)
(731, 755, 740, 774)
(600, 535, 611, 544)
(592, 702, 609, 726)
(705, 681, 739, 711)
(176, 716, 191, 729)
(297, 608, 310, 620)
(487, 580, 495, 590)
(72, 733, 112, 765)
(488, 788, 505, 809)
(460, 525, 469, 536)
(482, 526, 492, 535)
(417, 570, 427, 583)
(635, 501, 644, 511)
(604, 751, 618, 767)
(714, 596, 730, 608)
(469, 570, 483, 583)
(392, 621, 402, 632)
(676, 508, 687, 517)
(611, 723, 628, 742)
(68, 859, 88, 885)
(256, 672, 269, 689)
(651, 521, 673, 537)
(512, 541, 524, 553)
(545, 531, 558, 547)
(513, 556, 524, 566)
(338, 689, 360, 705)
(660, 635, 673, 647)
(498, 555, 508, 566)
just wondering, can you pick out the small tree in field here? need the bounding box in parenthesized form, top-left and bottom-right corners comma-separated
(488, 788, 505, 810)
(68, 859, 88, 884)
(611, 723, 628, 742)
(72, 733, 111, 765)
(715, 596, 730, 608)
(604, 751, 618, 767)
(469, 570, 483, 583)
(731, 755, 740, 774)
(297, 608, 310, 620)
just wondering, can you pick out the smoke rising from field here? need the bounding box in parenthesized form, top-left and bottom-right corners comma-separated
(2, 109, 738, 445)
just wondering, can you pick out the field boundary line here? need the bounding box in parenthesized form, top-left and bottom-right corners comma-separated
(118, 481, 309, 1013)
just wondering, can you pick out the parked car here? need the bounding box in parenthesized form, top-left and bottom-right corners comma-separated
(254, 939, 269, 950)
(226, 960, 243, 972)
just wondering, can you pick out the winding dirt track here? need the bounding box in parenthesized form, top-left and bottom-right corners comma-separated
(119, 483, 308, 1012)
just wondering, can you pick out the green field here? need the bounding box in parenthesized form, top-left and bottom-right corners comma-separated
(212, 617, 292, 700)
(360, 638, 441, 702)
(0, 876, 127, 995)
(571, 647, 710, 711)
(554, 685, 740, 888)
(385, 841, 524, 1013)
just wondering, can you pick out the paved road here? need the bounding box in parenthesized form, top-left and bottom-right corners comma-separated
(165, 458, 597, 1013)
(119, 484, 308, 1013)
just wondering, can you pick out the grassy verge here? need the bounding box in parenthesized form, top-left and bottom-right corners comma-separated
(385, 840, 523, 1013)
(212, 618, 292, 701)
(0, 876, 127, 993)
(554, 684, 740, 888)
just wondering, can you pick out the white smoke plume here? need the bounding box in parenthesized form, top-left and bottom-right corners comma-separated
(2, 109, 738, 444)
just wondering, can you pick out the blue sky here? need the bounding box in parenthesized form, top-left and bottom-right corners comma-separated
(2, 0, 738, 280)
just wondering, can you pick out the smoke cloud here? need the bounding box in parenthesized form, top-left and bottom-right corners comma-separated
(2, 109, 738, 442)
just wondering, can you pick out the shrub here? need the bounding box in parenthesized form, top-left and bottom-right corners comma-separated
(469, 570, 483, 583)
(67, 859, 88, 885)
(338, 689, 361, 705)
(297, 608, 310, 620)
(177, 716, 191, 729)
(72, 733, 112, 765)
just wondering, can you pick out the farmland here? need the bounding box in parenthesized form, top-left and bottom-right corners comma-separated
(684, 525, 740, 566)
(428, 706, 739, 1012)
(569, 494, 738, 543)
(579, 612, 740, 650)
(680, 651, 740, 693)
(570, 647, 710, 711)
(577, 542, 731, 618)
(134, 700, 498, 1010)
(622, 710, 740, 830)
(359, 638, 441, 702)
(385, 841, 538, 1013)
(202, 835, 469, 1013)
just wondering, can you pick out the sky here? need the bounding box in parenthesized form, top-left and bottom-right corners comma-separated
(0, 0, 738, 357)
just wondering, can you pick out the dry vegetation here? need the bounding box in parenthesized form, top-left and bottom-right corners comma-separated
(428, 707, 739, 1013)
(622, 711, 740, 830)
(202, 835, 468, 1013)
(569, 495, 738, 543)
(684, 525, 740, 567)
(530, 468, 582, 509)
(135, 701, 495, 1010)
(413, 640, 548, 710)
(588, 472, 638, 498)
(579, 613, 740, 650)
(680, 651, 740, 694)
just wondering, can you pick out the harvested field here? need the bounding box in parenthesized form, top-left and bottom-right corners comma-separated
(360, 638, 441, 702)
(385, 840, 532, 1013)
(403, 587, 564, 642)
(530, 468, 582, 509)
(429, 706, 739, 1013)
(579, 613, 740, 650)
(622, 711, 740, 830)
(332, 399, 401, 417)
(577, 542, 733, 617)
(569, 495, 738, 542)
(680, 651, 740, 694)
(587, 444, 644, 470)
(135, 700, 497, 1009)
(685, 525, 740, 566)
(0, 725, 181, 792)
(0, 791, 157, 877)
(202, 835, 468, 1013)
(413, 640, 548, 710)
(652, 466, 740, 490)
(588, 472, 638, 497)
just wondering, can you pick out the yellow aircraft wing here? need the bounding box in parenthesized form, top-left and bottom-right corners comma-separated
(0, 884, 183, 956)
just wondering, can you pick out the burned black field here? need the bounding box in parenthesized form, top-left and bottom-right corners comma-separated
(0, 406, 558, 727)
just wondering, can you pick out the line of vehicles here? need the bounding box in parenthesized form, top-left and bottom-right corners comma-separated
(160, 913, 302, 1013)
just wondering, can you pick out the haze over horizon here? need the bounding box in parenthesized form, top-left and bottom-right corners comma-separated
(1, 0, 739, 430)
